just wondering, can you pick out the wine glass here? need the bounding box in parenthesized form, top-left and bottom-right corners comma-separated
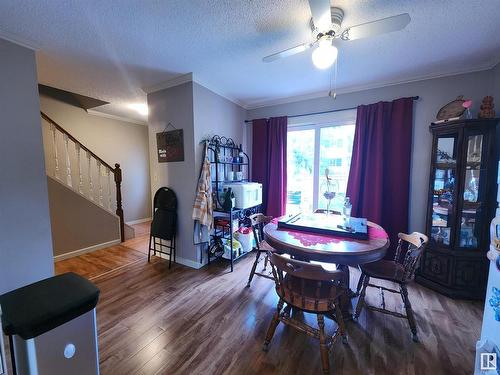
(321, 168, 337, 215)
(323, 191, 336, 215)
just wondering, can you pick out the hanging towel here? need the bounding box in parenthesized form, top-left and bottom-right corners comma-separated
(193, 141, 213, 244)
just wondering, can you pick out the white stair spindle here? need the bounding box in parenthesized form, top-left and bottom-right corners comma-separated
(107, 169, 112, 211)
(51, 124, 60, 180)
(87, 151, 94, 201)
(63, 133, 72, 187)
(97, 161, 103, 206)
(76, 144, 83, 194)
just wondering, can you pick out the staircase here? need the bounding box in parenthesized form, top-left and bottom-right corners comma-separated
(40, 112, 126, 259)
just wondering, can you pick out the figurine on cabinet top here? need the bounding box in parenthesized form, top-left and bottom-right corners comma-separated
(478, 96, 496, 119)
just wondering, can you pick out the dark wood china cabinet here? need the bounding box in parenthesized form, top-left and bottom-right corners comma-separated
(416, 118, 499, 299)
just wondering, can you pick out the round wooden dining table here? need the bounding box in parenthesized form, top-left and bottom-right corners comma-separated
(263, 216, 390, 266)
(263, 214, 390, 318)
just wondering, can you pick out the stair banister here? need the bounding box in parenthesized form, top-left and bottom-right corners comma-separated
(40, 112, 125, 242)
(114, 163, 125, 243)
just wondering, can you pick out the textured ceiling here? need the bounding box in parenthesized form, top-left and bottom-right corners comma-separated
(1, 0, 499, 121)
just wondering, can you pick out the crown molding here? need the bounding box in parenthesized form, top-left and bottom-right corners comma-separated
(142, 73, 193, 94)
(86, 109, 147, 126)
(143, 72, 247, 109)
(245, 61, 500, 110)
(192, 78, 248, 109)
(0, 28, 40, 50)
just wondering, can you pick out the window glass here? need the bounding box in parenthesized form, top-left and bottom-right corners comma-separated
(318, 125, 355, 211)
(286, 119, 355, 214)
(286, 129, 315, 214)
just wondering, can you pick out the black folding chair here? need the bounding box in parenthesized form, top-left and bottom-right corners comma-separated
(148, 187, 177, 268)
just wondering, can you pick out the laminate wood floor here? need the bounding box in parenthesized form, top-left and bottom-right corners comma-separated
(55, 222, 151, 279)
(55, 237, 482, 375)
(21, 227, 484, 375)
(55, 245, 145, 280)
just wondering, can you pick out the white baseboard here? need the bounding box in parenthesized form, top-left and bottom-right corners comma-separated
(176, 256, 204, 269)
(54, 239, 121, 261)
(152, 252, 204, 269)
(125, 217, 152, 225)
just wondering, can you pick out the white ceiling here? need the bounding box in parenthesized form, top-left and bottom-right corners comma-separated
(1, 0, 499, 122)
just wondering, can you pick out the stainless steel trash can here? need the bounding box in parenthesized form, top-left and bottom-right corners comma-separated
(0, 273, 100, 375)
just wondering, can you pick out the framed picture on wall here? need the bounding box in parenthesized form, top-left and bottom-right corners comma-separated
(156, 129, 184, 162)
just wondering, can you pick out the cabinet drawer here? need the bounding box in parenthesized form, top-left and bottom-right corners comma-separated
(454, 257, 487, 289)
(422, 252, 451, 285)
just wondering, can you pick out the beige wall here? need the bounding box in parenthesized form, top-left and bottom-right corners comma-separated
(40, 95, 152, 222)
(47, 176, 120, 256)
(0, 38, 54, 294)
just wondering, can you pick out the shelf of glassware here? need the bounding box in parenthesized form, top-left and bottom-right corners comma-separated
(430, 167, 456, 248)
(458, 132, 486, 250)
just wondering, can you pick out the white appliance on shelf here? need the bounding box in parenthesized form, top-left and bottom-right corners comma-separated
(222, 182, 262, 209)
(475, 160, 500, 374)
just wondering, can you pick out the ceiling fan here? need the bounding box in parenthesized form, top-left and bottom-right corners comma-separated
(263, 0, 411, 70)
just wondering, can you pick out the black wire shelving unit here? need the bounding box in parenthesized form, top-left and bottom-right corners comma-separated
(206, 135, 260, 272)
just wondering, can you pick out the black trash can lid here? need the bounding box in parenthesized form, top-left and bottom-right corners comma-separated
(0, 272, 100, 339)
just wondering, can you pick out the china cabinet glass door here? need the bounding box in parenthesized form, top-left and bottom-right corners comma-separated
(457, 132, 487, 249)
(430, 136, 458, 247)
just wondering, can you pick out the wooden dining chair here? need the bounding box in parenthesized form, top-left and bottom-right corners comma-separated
(353, 232, 429, 342)
(246, 213, 274, 287)
(263, 251, 348, 375)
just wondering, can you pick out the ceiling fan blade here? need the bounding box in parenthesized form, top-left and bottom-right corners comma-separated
(308, 0, 332, 31)
(342, 13, 410, 41)
(263, 42, 315, 63)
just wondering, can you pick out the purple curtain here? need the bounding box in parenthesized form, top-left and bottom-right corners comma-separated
(346, 97, 414, 258)
(252, 119, 269, 213)
(252, 116, 287, 217)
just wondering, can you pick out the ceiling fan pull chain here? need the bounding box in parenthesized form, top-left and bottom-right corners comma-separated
(333, 57, 338, 99)
(329, 57, 337, 100)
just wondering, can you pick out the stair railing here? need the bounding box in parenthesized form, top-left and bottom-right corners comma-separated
(40, 112, 125, 242)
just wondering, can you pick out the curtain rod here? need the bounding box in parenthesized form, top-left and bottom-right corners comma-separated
(244, 96, 419, 123)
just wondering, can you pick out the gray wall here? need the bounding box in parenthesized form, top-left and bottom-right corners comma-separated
(147, 81, 246, 267)
(0, 38, 54, 294)
(40, 95, 151, 222)
(193, 82, 247, 175)
(247, 69, 495, 233)
(148, 82, 197, 266)
(494, 63, 500, 100)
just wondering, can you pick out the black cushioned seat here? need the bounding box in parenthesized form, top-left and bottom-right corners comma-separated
(0, 272, 99, 339)
(151, 209, 176, 240)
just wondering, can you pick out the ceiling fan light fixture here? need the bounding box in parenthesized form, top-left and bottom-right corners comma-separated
(311, 38, 337, 70)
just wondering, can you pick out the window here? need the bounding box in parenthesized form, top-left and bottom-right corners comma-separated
(287, 130, 315, 213)
(286, 110, 356, 214)
(331, 158, 342, 167)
